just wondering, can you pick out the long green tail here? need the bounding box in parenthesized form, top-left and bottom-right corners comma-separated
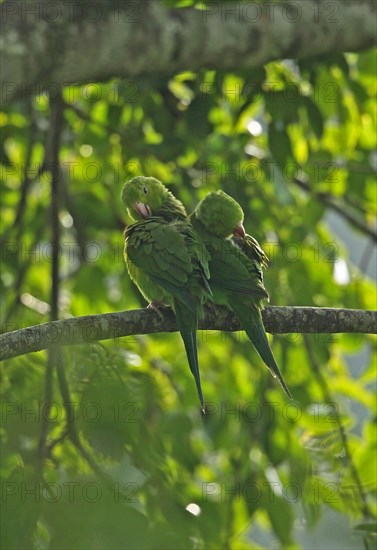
(174, 300, 205, 412)
(232, 298, 292, 398)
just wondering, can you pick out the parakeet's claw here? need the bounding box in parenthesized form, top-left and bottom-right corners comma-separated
(147, 301, 165, 318)
(147, 300, 163, 309)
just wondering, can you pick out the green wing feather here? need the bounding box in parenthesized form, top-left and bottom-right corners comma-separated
(207, 237, 268, 300)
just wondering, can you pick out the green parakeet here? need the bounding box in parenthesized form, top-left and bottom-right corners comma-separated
(191, 190, 291, 398)
(121, 176, 212, 411)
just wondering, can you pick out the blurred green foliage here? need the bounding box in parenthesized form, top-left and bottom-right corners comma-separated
(1, 15, 376, 549)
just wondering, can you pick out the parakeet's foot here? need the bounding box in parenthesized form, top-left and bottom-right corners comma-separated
(147, 300, 163, 309)
(147, 301, 165, 318)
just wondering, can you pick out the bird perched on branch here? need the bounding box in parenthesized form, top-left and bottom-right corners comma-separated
(191, 190, 291, 398)
(121, 176, 212, 412)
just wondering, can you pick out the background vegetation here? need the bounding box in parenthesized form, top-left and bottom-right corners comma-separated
(1, 1, 376, 548)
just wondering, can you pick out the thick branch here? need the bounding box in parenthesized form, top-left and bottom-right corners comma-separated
(1, 0, 376, 102)
(1, 306, 376, 361)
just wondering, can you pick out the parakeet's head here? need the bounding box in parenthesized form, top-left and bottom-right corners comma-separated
(121, 176, 187, 221)
(195, 190, 245, 238)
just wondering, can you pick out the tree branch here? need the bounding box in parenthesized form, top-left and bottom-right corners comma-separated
(1, 0, 376, 102)
(1, 306, 376, 361)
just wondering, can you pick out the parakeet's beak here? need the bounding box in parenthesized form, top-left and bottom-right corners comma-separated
(133, 202, 152, 218)
(233, 223, 246, 238)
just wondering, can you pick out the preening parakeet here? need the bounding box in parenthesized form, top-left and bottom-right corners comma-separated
(121, 176, 212, 411)
(191, 190, 291, 398)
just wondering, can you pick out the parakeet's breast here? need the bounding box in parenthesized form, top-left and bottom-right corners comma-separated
(124, 248, 173, 306)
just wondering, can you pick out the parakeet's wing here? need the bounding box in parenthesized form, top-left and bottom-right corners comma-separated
(209, 238, 291, 397)
(203, 236, 268, 301)
(125, 218, 209, 312)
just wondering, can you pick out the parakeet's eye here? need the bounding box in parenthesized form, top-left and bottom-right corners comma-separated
(143, 186, 148, 195)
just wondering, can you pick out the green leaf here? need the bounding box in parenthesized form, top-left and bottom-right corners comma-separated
(266, 495, 294, 547)
(268, 124, 293, 169)
(302, 96, 324, 139)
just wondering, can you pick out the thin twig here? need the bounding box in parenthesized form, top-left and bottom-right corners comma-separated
(64, 101, 118, 135)
(294, 178, 377, 243)
(54, 347, 113, 483)
(303, 334, 372, 521)
(38, 92, 64, 469)
(49, 96, 64, 321)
